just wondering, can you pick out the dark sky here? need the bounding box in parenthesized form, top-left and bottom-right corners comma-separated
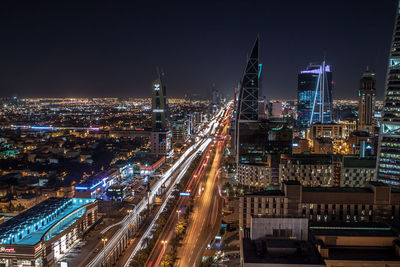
(0, 0, 397, 99)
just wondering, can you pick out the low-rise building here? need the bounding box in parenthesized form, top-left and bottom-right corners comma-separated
(0, 198, 97, 266)
(239, 181, 400, 230)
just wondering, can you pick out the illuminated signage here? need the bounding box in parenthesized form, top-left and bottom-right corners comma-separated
(180, 192, 190, 196)
(0, 247, 15, 253)
(153, 109, 164, 113)
(75, 186, 88, 190)
(154, 83, 160, 91)
(34, 244, 42, 252)
(390, 58, 400, 68)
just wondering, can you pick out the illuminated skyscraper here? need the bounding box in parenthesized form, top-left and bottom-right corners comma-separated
(377, 0, 400, 186)
(237, 36, 261, 122)
(357, 67, 376, 133)
(151, 76, 168, 131)
(151, 75, 171, 156)
(297, 62, 333, 129)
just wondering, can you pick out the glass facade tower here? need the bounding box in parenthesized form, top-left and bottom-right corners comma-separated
(151, 76, 168, 131)
(377, 1, 400, 186)
(297, 62, 333, 129)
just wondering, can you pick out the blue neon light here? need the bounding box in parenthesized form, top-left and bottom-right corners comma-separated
(31, 126, 54, 130)
(180, 192, 190, 196)
(90, 181, 103, 190)
(75, 186, 88, 190)
(258, 64, 262, 79)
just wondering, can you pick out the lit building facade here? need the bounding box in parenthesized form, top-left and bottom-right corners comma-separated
(357, 68, 376, 133)
(151, 76, 168, 131)
(238, 120, 292, 186)
(151, 75, 172, 156)
(0, 198, 97, 266)
(239, 181, 398, 229)
(377, 1, 400, 186)
(297, 63, 333, 129)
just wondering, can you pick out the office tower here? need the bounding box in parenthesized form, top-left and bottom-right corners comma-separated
(211, 84, 219, 110)
(235, 37, 261, 156)
(151, 75, 172, 156)
(377, 1, 400, 186)
(297, 62, 333, 129)
(151, 76, 168, 131)
(237, 36, 261, 122)
(357, 67, 376, 133)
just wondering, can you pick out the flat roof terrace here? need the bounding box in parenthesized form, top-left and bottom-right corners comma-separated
(0, 198, 95, 246)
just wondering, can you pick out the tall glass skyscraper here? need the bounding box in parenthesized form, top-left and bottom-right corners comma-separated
(151, 75, 168, 131)
(297, 62, 333, 129)
(237, 36, 261, 122)
(377, 1, 400, 186)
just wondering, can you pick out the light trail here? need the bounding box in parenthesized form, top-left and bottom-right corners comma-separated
(123, 138, 212, 267)
(86, 138, 210, 267)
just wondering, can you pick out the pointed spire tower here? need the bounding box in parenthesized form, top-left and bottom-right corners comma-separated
(234, 36, 261, 159)
(237, 36, 261, 121)
(377, 0, 400, 186)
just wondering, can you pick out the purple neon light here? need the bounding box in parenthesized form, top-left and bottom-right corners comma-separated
(300, 65, 331, 74)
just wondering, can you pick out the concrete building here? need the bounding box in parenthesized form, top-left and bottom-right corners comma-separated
(311, 223, 400, 267)
(241, 217, 324, 267)
(340, 156, 376, 187)
(150, 131, 172, 156)
(238, 163, 273, 188)
(279, 154, 335, 187)
(279, 154, 376, 188)
(239, 181, 399, 229)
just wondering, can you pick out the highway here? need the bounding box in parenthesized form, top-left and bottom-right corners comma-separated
(145, 136, 214, 267)
(177, 122, 228, 267)
(85, 135, 212, 267)
(146, 108, 230, 267)
(122, 138, 212, 267)
(85, 106, 228, 267)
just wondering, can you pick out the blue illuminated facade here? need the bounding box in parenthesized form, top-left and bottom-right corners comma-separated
(297, 63, 333, 129)
(0, 198, 95, 245)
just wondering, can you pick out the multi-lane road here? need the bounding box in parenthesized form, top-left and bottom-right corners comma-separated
(84, 105, 230, 267)
(85, 125, 215, 267)
(178, 124, 227, 267)
(147, 108, 230, 267)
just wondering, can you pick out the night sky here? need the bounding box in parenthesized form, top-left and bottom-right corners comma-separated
(0, 0, 397, 99)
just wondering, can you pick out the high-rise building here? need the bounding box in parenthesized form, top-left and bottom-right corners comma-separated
(151, 75, 171, 156)
(237, 37, 261, 122)
(235, 37, 261, 157)
(377, 1, 400, 186)
(211, 84, 220, 111)
(357, 67, 376, 133)
(151, 76, 168, 131)
(297, 62, 333, 129)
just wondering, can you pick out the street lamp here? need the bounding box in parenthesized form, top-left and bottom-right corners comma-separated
(101, 237, 108, 267)
(161, 240, 168, 267)
(176, 210, 181, 221)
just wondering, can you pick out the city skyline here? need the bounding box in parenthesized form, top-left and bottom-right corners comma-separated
(0, 0, 397, 99)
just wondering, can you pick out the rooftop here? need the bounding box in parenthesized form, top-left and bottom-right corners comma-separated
(242, 238, 324, 265)
(310, 222, 395, 237)
(0, 197, 95, 245)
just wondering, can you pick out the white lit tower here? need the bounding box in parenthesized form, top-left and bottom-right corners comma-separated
(309, 61, 333, 126)
(151, 74, 172, 156)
